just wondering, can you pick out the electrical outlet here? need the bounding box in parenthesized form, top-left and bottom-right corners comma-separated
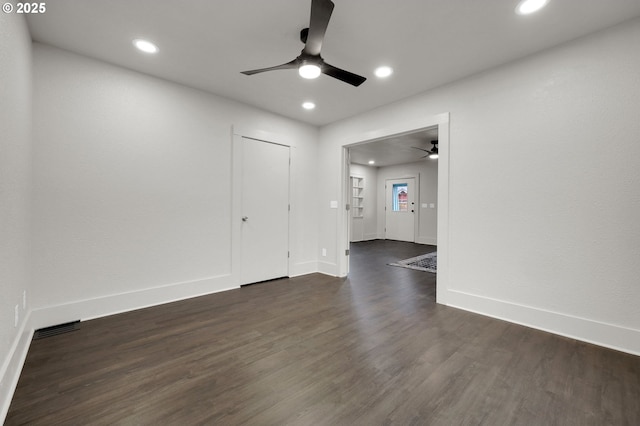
(23, 290, 26, 309)
(322, 248, 327, 257)
(14, 305, 19, 327)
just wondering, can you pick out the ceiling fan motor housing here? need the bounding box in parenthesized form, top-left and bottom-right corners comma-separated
(240, 0, 366, 87)
(300, 27, 309, 43)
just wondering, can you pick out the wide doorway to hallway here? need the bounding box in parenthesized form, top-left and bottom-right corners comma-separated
(346, 127, 438, 280)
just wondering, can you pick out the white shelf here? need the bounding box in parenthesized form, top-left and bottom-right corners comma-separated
(351, 176, 364, 218)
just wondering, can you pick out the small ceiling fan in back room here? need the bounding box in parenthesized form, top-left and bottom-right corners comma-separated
(241, 0, 366, 87)
(413, 141, 439, 159)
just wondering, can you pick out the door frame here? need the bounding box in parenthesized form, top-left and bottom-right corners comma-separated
(231, 126, 294, 286)
(340, 112, 450, 305)
(384, 175, 419, 242)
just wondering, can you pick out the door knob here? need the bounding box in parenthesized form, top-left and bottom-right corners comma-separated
(242, 216, 249, 222)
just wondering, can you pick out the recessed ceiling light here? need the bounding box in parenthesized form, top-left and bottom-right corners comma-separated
(302, 102, 316, 110)
(368, 160, 375, 165)
(515, 0, 548, 15)
(374, 66, 393, 78)
(299, 64, 321, 79)
(133, 39, 159, 54)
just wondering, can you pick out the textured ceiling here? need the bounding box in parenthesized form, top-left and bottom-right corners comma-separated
(349, 127, 439, 168)
(26, 0, 640, 126)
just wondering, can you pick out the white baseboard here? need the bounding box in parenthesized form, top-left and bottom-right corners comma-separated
(317, 261, 338, 276)
(1, 311, 33, 423)
(416, 237, 437, 245)
(289, 261, 318, 277)
(447, 290, 640, 356)
(30, 274, 238, 330)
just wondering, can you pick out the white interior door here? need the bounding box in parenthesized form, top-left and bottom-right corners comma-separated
(240, 137, 290, 284)
(385, 177, 416, 242)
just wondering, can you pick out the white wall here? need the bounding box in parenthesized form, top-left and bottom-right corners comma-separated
(318, 18, 640, 354)
(376, 161, 438, 245)
(0, 10, 33, 421)
(30, 44, 319, 327)
(349, 163, 378, 241)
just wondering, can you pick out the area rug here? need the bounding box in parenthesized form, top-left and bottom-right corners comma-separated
(389, 252, 437, 273)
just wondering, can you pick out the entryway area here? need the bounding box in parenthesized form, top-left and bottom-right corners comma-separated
(346, 126, 439, 276)
(385, 177, 417, 242)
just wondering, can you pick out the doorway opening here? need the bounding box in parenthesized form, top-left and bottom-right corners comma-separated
(340, 112, 450, 304)
(347, 127, 436, 259)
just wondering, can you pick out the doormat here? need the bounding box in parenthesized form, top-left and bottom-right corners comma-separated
(389, 252, 437, 273)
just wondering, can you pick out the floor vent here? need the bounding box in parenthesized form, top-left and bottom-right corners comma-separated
(33, 320, 81, 340)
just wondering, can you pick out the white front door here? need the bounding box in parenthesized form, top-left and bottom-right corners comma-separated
(240, 137, 290, 284)
(385, 177, 416, 242)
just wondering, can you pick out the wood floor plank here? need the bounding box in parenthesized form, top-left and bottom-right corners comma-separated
(6, 240, 640, 425)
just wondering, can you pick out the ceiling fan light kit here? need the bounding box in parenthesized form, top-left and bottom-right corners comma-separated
(241, 0, 366, 87)
(298, 63, 322, 79)
(412, 141, 439, 160)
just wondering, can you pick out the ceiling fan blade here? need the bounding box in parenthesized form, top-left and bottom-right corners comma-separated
(241, 59, 298, 76)
(322, 62, 366, 86)
(303, 0, 335, 56)
(412, 146, 431, 153)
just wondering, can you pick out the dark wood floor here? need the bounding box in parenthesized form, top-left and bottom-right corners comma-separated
(6, 240, 640, 425)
